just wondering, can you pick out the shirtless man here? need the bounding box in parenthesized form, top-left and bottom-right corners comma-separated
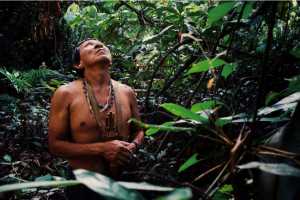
(48, 38, 144, 199)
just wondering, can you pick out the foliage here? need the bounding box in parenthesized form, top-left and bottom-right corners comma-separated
(1, 0, 300, 199)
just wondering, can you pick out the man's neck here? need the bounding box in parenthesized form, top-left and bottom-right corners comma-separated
(84, 66, 111, 90)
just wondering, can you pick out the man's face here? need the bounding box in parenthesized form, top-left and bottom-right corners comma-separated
(79, 40, 112, 68)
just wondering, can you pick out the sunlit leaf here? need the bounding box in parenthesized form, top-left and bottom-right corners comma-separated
(162, 104, 209, 124)
(145, 120, 188, 135)
(164, 1, 168, 7)
(207, 2, 237, 24)
(186, 59, 227, 75)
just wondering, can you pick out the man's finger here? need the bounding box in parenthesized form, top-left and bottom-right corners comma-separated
(121, 145, 133, 155)
(120, 151, 132, 160)
(119, 141, 130, 146)
(117, 156, 130, 165)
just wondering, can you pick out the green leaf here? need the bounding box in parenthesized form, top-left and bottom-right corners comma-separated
(121, 60, 135, 68)
(64, 12, 77, 23)
(4, 155, 11, 163)
(155, 7, 178, 15)
(258, 103, 297, 116)
(285, 75, 300, 95)
(67, 3, 79, 14)
(162, 104, 209, 124)
(35, 174, 52, 182)
(178, 151, 223, 172)
(146, 121, 188, 135)
(130, 118, 196, 135)
(221, 62, 238, 79)
(155, 187, 192, 200)
(142, 25, 173, 44)
(237, 162, 300, 177)
(216, 118, 231, 127)
(242, 2, 253, 20)
(207, 2, 237, 24)
(186, 59, 227, 75)
(290, 44, 300, 59)
(0, 180, 81, 193)
(141, 2, 156, 9)
(187, 11, 206, 17)
(88, 5, 97, 18)
(265, 91, 280, 106)
(191, 101, 228, 113)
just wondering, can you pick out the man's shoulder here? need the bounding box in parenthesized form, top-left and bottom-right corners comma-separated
(53, 79, 82, 98)
(112, 80, 134, 95)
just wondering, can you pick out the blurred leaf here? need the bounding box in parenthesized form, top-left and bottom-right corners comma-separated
(238, 162, 300, 177)
(285, 75, 300, 95)
(258, 103, 297, 116)
(242, 2, 253, 19)
(265, 91, 280, 106)
(216, 118, 231, 127)
(186, 59, 227, 75)
(207, 78, 214, 89)
(207, 2, 237, 24)
(162, 104, 209, 124)
(121, 60, 135, 68)
(4, 155, 11, 163)
(179, 151, 223, 172)
(290, 44, 300, 59)
(0, 180, 81, 193)
(35, 174, 52, 182)
(155, 187, 192, 200)
(221, 62, 238, 79)
(155, 7, 178, 15)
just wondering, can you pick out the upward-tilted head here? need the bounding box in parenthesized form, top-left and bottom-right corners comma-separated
(72, 38, 112, 78)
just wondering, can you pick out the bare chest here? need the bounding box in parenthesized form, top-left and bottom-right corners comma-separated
(68, 90, 132, 143)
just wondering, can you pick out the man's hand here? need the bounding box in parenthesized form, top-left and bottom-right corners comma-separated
(101, 140, 133, 167)
(126, 143, 137, 154)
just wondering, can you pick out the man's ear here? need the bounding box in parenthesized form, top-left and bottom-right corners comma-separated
(74, 63, 84, 70)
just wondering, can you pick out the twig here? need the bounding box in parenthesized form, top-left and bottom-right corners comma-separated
(196, 134, 230, 146)
(192, 163, 225, 183)
(248, 2, 278, 146)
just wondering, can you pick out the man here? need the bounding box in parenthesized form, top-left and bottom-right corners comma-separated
(48, 38, 144, 199)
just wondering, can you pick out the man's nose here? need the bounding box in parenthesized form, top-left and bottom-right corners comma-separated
(95, 43, 104, 49)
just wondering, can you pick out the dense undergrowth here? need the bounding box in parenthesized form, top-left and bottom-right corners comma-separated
(1, 1, 300, 200)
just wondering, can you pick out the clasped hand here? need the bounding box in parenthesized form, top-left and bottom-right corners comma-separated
(102, 140, 135, 167)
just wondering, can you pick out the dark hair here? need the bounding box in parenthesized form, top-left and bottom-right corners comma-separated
(72, 38, 97, 78)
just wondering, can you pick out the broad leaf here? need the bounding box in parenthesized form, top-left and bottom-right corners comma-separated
(186, 59, 227, 75)
(155, 187, 192, 200)
(265, 91, 280, 106)
(242, 2, 253, 20)
(238, 162, 300, 177)
(162, 104, 209, 124)
(258, 103, 297, 116)
(221, 62, 238, 79)
(207, 2, 237, 24)
(191, 101, 228, 113)
(155, 7, 178, 15)
(178, 151, 223, 172)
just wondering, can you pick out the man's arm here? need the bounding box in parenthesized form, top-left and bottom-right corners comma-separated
(126, 88, 144, 153)
(48, 86, 132, 166)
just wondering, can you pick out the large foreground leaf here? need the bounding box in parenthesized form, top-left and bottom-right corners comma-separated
(238, 162, 300, 177)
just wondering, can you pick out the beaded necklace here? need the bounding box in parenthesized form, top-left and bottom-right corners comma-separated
(82, 79, 114, 113)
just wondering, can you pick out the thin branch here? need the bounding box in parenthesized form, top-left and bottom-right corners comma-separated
(248, 2, 278, 146)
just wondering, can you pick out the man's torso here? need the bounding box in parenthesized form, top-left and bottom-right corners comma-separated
(64, 79, 133, 170)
